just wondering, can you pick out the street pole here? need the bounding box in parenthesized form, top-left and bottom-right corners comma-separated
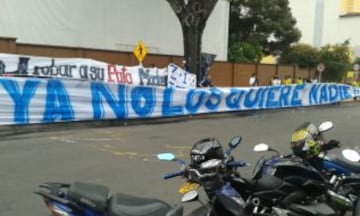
(317, 63, 325, 83)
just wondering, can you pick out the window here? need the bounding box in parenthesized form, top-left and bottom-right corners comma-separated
(341, 0, 360, 16)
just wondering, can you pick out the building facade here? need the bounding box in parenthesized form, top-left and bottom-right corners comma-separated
(289, 0, 360, 57)
(0, 0, 230, 61)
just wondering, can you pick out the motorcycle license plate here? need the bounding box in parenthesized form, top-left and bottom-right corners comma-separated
(178, 182, 199, 194)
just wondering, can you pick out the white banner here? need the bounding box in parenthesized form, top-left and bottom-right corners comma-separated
(167, 63, 196, 89)
(0, 77, 358, 125)
(0, 53, 195, 88)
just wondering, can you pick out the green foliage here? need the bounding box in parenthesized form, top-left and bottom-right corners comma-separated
(319, 44, 352, 82)
(228, 41, 263, 63)
(229, 0, 301, 62)
(321, 61, 348, 82)
(278, 43, 352, 82)
(353, 57, 360, 64)
(278, 43, 319, 68)
(320, 44, 352, 64)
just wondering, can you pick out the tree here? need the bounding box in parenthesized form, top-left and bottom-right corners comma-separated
(228, 41, 263, 63)
(319, 44, 352, 82)
(278, 43, 320, 69)
(229, 0, 301, 63)
(354, 57, 360, 65)
(279, 43, 353, 82)
(166, 0, 218, 83)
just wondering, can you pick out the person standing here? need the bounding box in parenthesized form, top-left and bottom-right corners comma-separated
(271, 75, 281, 86)
(249, 73, 259, 86)
(296, 77, 303, 84)
(351, 80, 359, 100)
(311, 76, 318, 83)
(282, 75, 292, 85)
(199, 73, 214, 87)
(182, 60, 190, 72)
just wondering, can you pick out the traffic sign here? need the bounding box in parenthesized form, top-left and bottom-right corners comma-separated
(317, 63, 325, 73)
(133, 41, 147, 63)
(353, 64, 359, 72)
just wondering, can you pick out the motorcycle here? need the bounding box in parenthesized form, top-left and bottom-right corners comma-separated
(158, 136, 334, 216)
(157, 136, 249, 216)
(307, 121, 360, 177)
(341, 149, 360, 215)
(253, 143, 343, 214)
(35, 181, 184, 216)
(254, 122, 360, 215)
(226, 143, 337, 215)
(253, 120, 360, 215)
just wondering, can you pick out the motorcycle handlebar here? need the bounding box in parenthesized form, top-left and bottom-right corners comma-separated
(163, 170, 185, 180)
(163, 159, 249, 180)
(226, 160, 248, 168)
(321, 139, 340, 151)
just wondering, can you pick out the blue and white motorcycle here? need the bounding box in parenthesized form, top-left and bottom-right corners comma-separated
(35, 182, 184, 216)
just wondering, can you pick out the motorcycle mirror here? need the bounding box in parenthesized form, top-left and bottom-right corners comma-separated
(318, 121, 333, 133)
(200, 159, 222, 169)
(181, 190, 199, 203)
(342, 149, 360, 162)
(253, 143, 269, 152)
(229, 136, 242, 148)
(157, 153, 176, 161)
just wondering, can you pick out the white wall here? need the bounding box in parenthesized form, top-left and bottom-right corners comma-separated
(0, 0, 230, 61)
(289, 0, 360, 57)
(289, 0, 317, 46)
(322, 1, 360, 56)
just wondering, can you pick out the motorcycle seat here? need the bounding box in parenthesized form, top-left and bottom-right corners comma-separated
(108, 192, 181, 216)
(329, 155, 360, 173)
(288, 203, 337, 216)
(68, 182, 109, 212)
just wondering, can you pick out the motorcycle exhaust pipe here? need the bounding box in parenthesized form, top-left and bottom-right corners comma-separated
(327, 190, 353, 210)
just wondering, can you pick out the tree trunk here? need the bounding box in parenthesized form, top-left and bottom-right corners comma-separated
(166, 0, 218, 85)
(182, 24, 203, 83)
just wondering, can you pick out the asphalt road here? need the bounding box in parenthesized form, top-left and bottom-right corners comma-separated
(1, 102, 360, 216)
